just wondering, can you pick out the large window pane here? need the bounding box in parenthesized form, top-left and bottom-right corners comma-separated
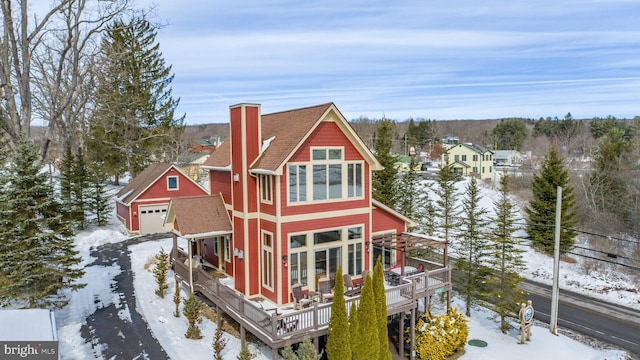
(290, 234, 307, 248)
(289, 165, 298, 202)
(299, 166, 306, 201)
(313, 165, 327, 200)
(347, 163, 362, 198)
(289, 165, 307, 202)
(329, 164, 342, 199)
(314, 230, 340, 245)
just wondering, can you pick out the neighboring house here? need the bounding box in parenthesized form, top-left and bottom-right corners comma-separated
(441, 134, 459, 144)
(116, 163, 208, 235)
(176, 152, 211, 182)
(190, 137, 223, 153)
(441, 143, 494, 181)
(394, 155, 423, 173)
(493, 150, 523, 167)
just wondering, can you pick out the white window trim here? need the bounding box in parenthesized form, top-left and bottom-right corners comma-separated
(260, 174, 273, 204)
(224, 236, 230, 262)
(262, 231, 274, 290)
(167, 176, 179, 191)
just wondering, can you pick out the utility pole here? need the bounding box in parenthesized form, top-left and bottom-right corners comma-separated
(550, 186, 562, 335)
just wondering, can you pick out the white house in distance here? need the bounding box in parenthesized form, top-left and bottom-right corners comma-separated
(441, 143, 494, 181)
(493, 150, 523, 167)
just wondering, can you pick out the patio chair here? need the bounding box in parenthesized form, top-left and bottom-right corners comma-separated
(343, 273, 361, 296)
(291, 283, 312, 309)
(318, 277, 334, 303)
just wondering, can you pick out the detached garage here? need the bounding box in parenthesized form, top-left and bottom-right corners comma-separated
(116, 163, 209, 235)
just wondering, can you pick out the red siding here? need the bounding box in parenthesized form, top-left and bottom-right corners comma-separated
(372, 206, 407, 265)
(210, 170, 232, 202)
(233, 217, 245, 293)
(116, 202, 130, 229)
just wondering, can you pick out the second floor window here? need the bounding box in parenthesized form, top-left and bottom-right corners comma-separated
(260, 174, 272, 203)
(461, 155, 467, 161)
(473, 155, 478, 161)
(288, 147, 364, 204)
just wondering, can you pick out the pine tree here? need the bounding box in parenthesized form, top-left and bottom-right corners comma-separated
(173, 280, 181, 317)
(435, 162, 459, 242)
(486, 174, 526, 333)
(0, 139, 84, 308)
(154, 248, 170, 298)
(70, 147, 89, 229)
(416, 181, 437, 236)
(396, 156, 420, 220)
(183, 293, 203, 339)
(213, 323, 228, 360)
(353, 274, 379, 360)
(455, 177, 490, 316)
(525, 145, 577, 255)
(372, 118, 398, 209)
(237, 344, 256, 360)
(326, 266, 351, 360)
(87, 166, 111, 227)
(373, 258, 391, 360)
(87, 17, 185, 180)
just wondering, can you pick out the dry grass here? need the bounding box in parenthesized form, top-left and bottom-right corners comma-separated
(144, 256, 157, 272)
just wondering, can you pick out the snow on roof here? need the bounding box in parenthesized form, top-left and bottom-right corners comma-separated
(261, 136, 275, 152)
(0, 309, 57, 341)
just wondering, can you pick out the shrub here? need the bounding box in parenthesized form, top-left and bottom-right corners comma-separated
(413, 307, 468, 360)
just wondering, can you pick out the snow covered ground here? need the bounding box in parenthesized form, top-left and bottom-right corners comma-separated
(52, 180, 636, 359)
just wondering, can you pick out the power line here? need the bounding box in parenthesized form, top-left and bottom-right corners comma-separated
(512, 221, 640, 245)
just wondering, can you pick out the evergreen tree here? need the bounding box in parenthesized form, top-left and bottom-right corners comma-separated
(373, 258, 391, 360)
(87, 17, 185, 180)
(485, 174, 526, 333)
(154, 248, 170, 298)
(326, 266, 351, 360)
(70, 147, 89, 229)
(173, 280, 181, 317)
(183, 293, 203, 339)
(59, 143, 74, 211)
(396, 156, 420, 220)
(353, 274, 379, 360)
(416, 181, 437, 236)
(213, 323, 228, 360)
(525, 145, 577, 254)
(0, 139, 84, 308)
(349, 301, 359, 360)
(455, 177, 490, 316)
(372, 118, 398, 209)
(87, 166, 111, 227)
(435, 161, 459, 242)
(237, 344, 256, 360)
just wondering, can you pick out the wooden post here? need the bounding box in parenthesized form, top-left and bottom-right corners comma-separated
(399, 312, 405, 358)
(410, 308, 416, 360)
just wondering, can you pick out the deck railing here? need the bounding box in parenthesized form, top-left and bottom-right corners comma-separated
(171, 250, 450, 347)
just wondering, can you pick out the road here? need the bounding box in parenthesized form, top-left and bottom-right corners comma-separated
(520, 280, 640, 357)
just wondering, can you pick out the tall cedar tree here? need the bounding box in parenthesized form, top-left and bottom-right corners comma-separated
(326, 266, 351, 359)
(353, 274, 379, 360)
(0, 140, 84, 308)
(154, 248, 170, 298)
(372, 119, 398, 209)
(87, 17, 185, 181)
(455, 177, 490, 316)
(349, 301, 359, 360)
(525, 145, 577, 254)
(373, 258, 391, 360)
(435, 161, 459, 242)
(485, 174, 526, 333)
(396, 156, 420, 220)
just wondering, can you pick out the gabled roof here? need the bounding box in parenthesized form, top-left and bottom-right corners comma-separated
(202, 103, 382, 174)
(446, 143, 493, 155)
(164, 195, 232, 238)
(115, 163, 205, 205)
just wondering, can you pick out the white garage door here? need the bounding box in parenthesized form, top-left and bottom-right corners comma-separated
(139, 204, 168, 234)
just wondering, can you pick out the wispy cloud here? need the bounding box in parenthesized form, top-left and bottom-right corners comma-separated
(140, 0, 640, 124)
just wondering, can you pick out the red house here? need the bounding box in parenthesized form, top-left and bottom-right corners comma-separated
(115, 163, 209, 235)
(167, 103, 413, 304)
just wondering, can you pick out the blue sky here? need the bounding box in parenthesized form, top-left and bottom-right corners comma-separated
(143, 0, 640, 124)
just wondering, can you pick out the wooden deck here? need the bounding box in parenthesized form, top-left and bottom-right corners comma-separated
(172, 252, 451, 358)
